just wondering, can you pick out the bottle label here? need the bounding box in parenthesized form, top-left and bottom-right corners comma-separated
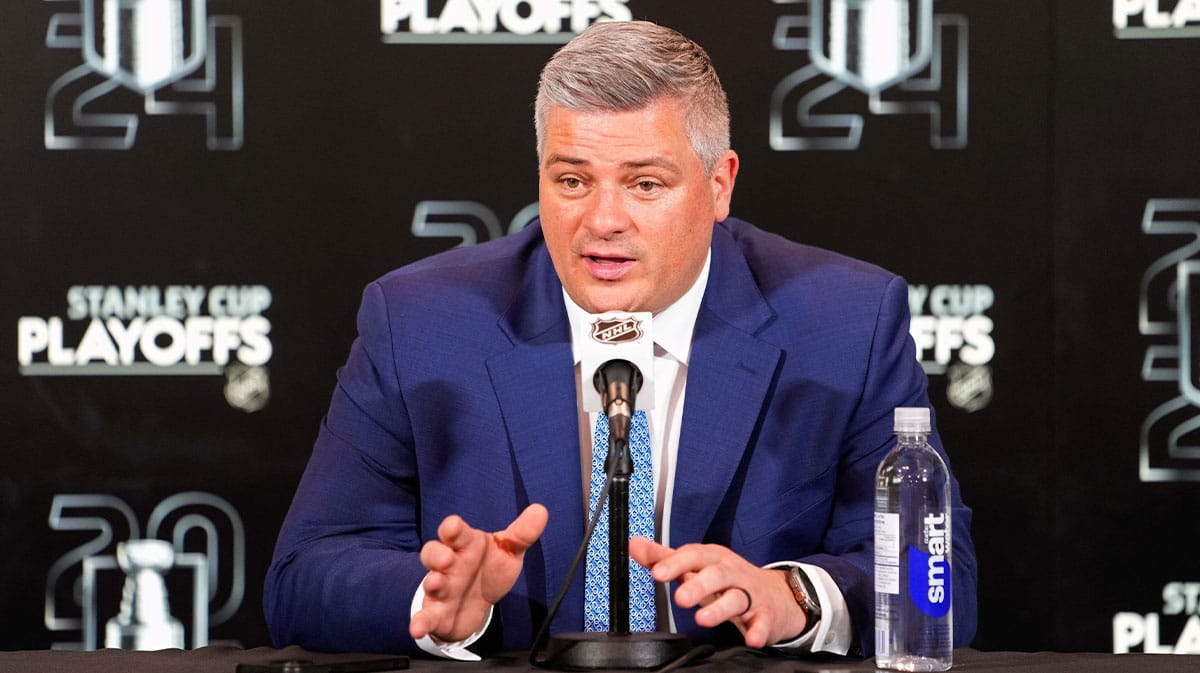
(874, 512, 900, 594)
(908, 512, 952, 617)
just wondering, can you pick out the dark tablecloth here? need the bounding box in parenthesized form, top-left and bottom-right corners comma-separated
(0, 646, 1196, 673)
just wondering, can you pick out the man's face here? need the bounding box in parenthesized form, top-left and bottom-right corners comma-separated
(538, 97, 738, 315)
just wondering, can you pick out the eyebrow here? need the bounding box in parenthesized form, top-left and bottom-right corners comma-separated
(543, 154, 682, 173)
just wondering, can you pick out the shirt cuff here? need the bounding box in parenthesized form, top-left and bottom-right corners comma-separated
(410, 575, 493, 661)
(764, 561, 853, 656)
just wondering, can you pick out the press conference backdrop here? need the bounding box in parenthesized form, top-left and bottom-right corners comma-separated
(1, 0, 1197, 655)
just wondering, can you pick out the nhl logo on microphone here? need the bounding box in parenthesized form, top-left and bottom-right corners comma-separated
(591, 317, 644, 345)
(580, 312, 653, 413)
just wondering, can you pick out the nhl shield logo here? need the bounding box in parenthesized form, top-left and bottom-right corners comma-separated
(591, 317, 644, 345)
(810, 0, 933, 94)
(81, 0, 208, 94)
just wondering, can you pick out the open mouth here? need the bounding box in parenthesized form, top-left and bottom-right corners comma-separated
(589, 255, 631, 265)
(584, 255, 635, 280)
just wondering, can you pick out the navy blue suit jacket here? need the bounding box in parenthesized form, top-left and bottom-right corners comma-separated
(264, 217, 977, 656)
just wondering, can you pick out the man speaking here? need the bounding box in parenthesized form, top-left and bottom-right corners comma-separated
(264, 20, 977, 660)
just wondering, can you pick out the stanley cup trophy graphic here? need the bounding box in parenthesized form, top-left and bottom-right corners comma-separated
(770, 0, 968, 150)
(86, 0, 206, 94)
(104, 540, 185, 650)
(45, 0, 245, 150)
(46, 492, 245, 650)
(813, 0, 933, 94)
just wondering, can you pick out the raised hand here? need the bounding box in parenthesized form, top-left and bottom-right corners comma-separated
(410, 504, 549, 643)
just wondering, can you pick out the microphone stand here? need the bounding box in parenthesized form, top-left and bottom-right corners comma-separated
(607, 434, 632, 636)
(541, 361, 691, 669)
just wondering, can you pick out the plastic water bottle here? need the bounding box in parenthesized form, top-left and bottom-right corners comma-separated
(874, 407, 953, 671)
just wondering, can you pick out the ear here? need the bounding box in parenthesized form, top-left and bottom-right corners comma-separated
(710, 150, 739, 222)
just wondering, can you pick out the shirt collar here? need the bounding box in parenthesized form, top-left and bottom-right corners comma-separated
(564, 249, 710, 366)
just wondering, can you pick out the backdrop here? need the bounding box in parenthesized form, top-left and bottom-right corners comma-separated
(1, 0, 1198, 655)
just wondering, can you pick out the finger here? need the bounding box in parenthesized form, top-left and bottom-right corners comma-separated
(629, 536, 674, 569)
(419, 540, 456, 572)
(411, 601, 455, 640)
(693, 587, 750, 626)
(422, 569, 446, 595)
(674, 563, 739, 608)
(741, 617, 771, 649)
(410, 609, 441, 639)
(637, 542, 706, 584)
(645, 543, 724, 583)
(730, 587, 753, 616)
(438, 514, 476, 550)
(409, 612, 429, 639)
(496, 503, 548, 554)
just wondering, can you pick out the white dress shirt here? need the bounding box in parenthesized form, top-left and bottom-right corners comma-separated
(415, 251, 852, 658)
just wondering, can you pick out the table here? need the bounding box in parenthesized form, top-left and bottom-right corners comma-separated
(0, 646, 1196, 673)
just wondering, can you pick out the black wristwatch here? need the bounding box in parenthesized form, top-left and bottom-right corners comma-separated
(782, 566, 822, 636)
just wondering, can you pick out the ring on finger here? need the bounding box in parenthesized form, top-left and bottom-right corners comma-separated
(730, 587, 752, 615)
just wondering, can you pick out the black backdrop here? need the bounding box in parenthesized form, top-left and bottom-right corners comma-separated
(1, 0, 1198, 655)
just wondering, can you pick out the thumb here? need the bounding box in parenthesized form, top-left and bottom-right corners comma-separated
(496, 503, 548, 554)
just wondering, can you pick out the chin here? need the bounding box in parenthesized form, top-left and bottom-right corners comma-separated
(578, 293, 638, 315)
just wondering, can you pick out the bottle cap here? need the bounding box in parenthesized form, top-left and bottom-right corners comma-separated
(894, 406, 931, 433)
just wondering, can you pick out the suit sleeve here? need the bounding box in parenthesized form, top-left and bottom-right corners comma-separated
(797, 275, 978, 656)
(263, 281, 428, 654)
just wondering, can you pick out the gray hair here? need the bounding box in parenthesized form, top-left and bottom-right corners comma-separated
(534, 21, 730, 173)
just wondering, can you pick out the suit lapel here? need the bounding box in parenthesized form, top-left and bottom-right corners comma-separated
(670, 226, 782, 551)
(485, 239, 586, 630)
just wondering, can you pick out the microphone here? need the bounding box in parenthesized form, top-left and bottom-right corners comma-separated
(593, 359, 642, 447)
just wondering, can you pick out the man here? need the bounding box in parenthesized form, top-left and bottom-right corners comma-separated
(264, 21, 976, 659)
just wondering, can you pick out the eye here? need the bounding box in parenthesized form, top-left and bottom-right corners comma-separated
(561, 177, 582, 189)
(635, 180, 661, 193)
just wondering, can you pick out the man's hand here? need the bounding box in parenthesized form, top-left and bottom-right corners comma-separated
(410, 504, 549, 643)
(629, 536, 807, 649)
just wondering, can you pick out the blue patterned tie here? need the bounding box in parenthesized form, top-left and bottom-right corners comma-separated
(584, 410, 655, 632)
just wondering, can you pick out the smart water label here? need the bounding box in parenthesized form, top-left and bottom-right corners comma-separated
(909, 513, 952, 617)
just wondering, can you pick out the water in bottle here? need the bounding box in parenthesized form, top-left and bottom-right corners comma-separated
(874, 407, 953, 671)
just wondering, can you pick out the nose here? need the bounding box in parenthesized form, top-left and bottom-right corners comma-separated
(580, 183, 632, 239)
